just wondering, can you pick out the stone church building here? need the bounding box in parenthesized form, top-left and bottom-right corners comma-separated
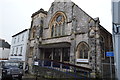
(27, 0, 113, 78)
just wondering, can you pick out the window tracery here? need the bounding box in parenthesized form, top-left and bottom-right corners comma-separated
(49, 12, 67, 37)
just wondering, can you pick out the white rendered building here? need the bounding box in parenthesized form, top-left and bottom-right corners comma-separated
(9, 29, 29, 68)
(0, 39, 10, 61)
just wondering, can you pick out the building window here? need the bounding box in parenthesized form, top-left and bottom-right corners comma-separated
(31, 27, 36, 39)
(39, 26, 43, 37)
(22, 34, 24, 41)
(14, 38, 16, 44)
(49, 12, 67, 37)
(44, 49, 52, 60)
(29, 47, 33, 57)
(62, 48, 70, 62)
(100, 36, 105, 59)
(11, 48, 14, 56)
(19, 47, 23, 56)
(15, 47, 18, 56)
(77, 42, 89, 59)
(40, 18, 43, 25)
(53, 48, 61, 61)
(18, 36, 20, 42)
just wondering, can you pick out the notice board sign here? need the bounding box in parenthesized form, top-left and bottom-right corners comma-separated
(34, 61, 39, 66)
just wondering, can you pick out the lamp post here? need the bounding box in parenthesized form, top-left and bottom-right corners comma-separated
(112, 0, 120, 80)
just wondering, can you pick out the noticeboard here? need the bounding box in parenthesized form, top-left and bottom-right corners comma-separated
(34, 61, 39, 66)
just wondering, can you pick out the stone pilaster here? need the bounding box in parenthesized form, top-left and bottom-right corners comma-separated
(70, 33, 76, 64)
(95, 19, 102, 78)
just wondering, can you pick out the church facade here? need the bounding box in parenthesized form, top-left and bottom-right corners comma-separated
(27, 0, 113, 77)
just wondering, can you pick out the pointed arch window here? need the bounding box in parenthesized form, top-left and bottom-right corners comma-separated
(49, 12, 67, 37)
(30, 27, 36, 39)
(77, 42, 89, 59)
(100, 36, 105, 59)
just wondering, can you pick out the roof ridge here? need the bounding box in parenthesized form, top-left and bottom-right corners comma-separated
(54, 0, 72, 2)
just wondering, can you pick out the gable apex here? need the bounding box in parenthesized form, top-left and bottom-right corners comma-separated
(54, 0, 71, 2)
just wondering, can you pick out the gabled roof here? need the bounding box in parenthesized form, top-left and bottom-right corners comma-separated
(54, 0, 71, 2)
(12, 29, 28, 37)
(0, 39, 10, 48)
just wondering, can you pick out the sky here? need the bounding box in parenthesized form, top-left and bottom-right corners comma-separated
(0, 0, 112, 44)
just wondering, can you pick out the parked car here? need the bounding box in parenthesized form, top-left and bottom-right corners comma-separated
(1, 60, 24, 80)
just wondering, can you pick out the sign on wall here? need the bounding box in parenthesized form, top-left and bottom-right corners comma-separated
(34, 61, 39, 66)
(76, 59, 89, 63)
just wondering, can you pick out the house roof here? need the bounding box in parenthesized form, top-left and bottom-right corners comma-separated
(54, 0, 71, 2)
(12, 29, 28, 37)
(0, 39, 10, 48)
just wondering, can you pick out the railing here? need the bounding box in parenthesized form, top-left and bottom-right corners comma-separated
(34, 59, 92, 79)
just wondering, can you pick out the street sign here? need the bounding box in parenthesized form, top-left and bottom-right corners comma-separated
(106, 52, 114, 57)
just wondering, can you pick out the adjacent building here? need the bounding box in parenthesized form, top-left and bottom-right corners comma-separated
(9, 29, 29, 69)
(0, 39, 10, 61)
(27, 0, 113, 78)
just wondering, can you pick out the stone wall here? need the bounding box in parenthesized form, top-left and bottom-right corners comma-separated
(43, 2, 74, 39)
(27, 0, 113, 78)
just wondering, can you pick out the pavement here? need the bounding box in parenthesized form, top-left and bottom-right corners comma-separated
(22, 73, 47, 80)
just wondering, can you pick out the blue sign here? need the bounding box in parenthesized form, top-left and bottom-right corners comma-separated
(106, 52, 114, 57)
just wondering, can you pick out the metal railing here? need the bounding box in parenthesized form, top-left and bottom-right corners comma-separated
(34, 59, 92, 79)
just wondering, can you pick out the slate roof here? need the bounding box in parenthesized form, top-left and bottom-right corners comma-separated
(12, 29, 28, 37)
(0, 39, 10, 48)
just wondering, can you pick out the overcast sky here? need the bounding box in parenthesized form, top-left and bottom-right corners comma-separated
(0, 0, 112, 44)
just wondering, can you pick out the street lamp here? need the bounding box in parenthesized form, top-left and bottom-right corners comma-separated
(112, 0, 120, 80)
